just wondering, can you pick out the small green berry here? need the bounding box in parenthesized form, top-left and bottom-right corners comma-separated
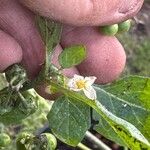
(100, 24, 118, 36)
(42, 133, 57, 150)
(0, 133, 11, 147)
(118, 20, 131, 33)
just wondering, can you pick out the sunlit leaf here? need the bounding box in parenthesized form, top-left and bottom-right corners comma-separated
(94, 76, 150, 142)
(92, 76, 150, 149)
(36, 16, 62, 74)
(93, 112, 125, 146)
(59, 45, 86, 68)
(36, 16, 62, 58)
(47, 96, 91, 146)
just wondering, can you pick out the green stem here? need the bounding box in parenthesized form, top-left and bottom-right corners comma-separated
(44, 20, 50, 75)
(77, 143, 92, 150)
(44, 21, 62, 76)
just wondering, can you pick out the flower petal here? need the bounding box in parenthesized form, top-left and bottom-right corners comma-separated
(67, 78, 76, 88)
(74, 74, 84, 80)
(85, 76, 97, 86)
(83, 86, 97, 100)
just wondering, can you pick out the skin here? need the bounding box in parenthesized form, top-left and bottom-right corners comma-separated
(20, 0, 144, 26)
(61, 27, 126, 84)
(0, 0, 144, 99)
(0, 30, 22, 71)
(0, 0, 44, 79)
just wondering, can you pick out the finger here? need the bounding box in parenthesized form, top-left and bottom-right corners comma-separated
(35, 44, 79, 100)
(20, 0, 143, 26)
(61, 27, 126, 84)
(0, 30, 22, 72)
(0, 0, 45, 79)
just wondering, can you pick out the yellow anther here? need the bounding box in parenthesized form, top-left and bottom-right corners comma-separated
(76, 80, 86, 89)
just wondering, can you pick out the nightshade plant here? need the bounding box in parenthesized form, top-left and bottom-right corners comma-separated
(0, 16, 150, 150)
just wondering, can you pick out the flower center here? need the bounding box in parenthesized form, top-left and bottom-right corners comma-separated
(76, 80, 86, 89)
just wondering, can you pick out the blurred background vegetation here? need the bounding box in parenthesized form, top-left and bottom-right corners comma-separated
(119, 0, 150, 76)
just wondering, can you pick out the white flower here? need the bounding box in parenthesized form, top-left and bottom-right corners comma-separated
(67, 74, 97, 100)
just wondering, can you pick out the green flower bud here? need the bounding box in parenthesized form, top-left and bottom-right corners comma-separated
(17, 132, 32, 142)
(100, 24, 118, 36)
(0, 133, 11, 147)
(118, 20, 131, 33)
(16, 132, 33, 150)
(42, 133, 57, 150)
(5, 64, 28, 88)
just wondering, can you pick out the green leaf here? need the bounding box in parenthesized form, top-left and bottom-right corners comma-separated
(98, 76, 150, 142)
(103, 76, 150, 110)
(5, 64, 28, 87)
(0, 74, 7, 90)
(93, 81, 150, 149)
(3, 64, 30, 91)
(59, 45, 86, 68)
(36, 16, 62, 51)
(93, 112, 126, 146)
(49, 82, 150, 149)
(0, 90, 38, 125)
(47, 96, 91, 146)
(36, 16, 62, 74)
(94, 98, 150, 150)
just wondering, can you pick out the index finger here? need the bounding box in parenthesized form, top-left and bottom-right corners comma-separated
(19, 0, 144, 26)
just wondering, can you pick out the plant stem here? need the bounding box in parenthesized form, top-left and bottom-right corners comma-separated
(124, 147, 128, 150)
(77, 143, 92, 150)
(85, 131, 112, 150)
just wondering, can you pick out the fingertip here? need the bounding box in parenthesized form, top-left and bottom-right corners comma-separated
(0, 30, 22, 72)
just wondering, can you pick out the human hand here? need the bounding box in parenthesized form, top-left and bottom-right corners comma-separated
(0, 0, 144, 99)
